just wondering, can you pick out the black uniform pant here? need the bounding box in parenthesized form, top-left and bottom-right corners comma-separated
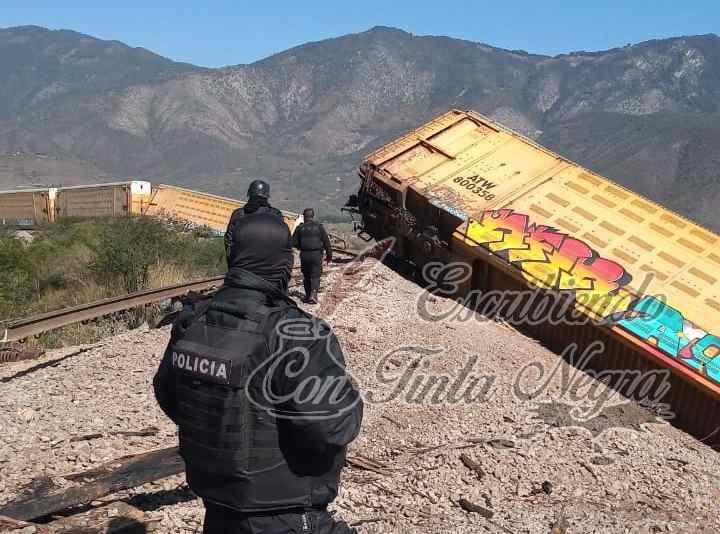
(300, 250, 324, 296)
(202, 502, 356, 534)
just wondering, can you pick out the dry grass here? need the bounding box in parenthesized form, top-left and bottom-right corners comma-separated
(30, 281, 110, 314)
(1, 218, 225, 348)
(148, 264, 204, 289)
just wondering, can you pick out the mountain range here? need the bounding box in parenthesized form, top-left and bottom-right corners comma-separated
(0, 25, 718, 230)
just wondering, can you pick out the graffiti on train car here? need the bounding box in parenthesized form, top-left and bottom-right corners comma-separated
(466, 208, 634, 318)
(679, 334, 720, 381)
(619, 296, 720, 383)
(464, 208, 720, 383)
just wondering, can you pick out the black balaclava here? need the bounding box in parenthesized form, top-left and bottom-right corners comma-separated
(226, 212, 293, 294)
(243, 195, 271, 215)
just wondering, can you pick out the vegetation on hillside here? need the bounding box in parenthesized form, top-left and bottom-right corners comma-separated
(0, 217, 225, 337)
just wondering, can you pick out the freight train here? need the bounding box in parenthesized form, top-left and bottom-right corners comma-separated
(0, 181, 153, 227)
(0, 182, 297, 233)
(144, 184, 298, 233)
(347, 109, 720, 441)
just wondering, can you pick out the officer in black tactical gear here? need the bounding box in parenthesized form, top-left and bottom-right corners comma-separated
(154, 210, 362, 534)
(293, 208, 333, 304)
(224, 179, 284, 265)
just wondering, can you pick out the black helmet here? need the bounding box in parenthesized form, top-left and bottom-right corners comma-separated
(247, 179, 270, 199)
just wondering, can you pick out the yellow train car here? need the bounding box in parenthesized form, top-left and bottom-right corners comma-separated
(0, 181, 298, 234)
(0, 188, 56, 226)
(55, 181, 152, 219)
(145, 184, 298, 234)
(352, 109, 720, 441)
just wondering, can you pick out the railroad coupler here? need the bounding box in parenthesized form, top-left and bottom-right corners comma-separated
(418, 225, 448, 255)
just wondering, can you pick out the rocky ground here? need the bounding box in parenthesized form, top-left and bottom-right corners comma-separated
(1, 258, 720, 533)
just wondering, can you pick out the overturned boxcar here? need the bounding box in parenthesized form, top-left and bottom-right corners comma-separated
(350, 109, 720, 442)
(144, 184, 298, 234)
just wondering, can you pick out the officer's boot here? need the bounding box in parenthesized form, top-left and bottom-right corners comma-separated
(309, 290, 319, 304)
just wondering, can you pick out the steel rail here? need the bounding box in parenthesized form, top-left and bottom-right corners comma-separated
(1, 246, 358, 344)
(1, 277, 224, 343)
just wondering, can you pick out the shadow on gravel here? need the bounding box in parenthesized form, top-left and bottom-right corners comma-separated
(288, 290, 306, 301)
(37, 486, 198, 526)
(108, 516, 149, 533)
(0, 347, 92, 383)
(126, 485, 198, 512)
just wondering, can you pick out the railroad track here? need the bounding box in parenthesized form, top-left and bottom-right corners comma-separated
(1, 246, 358, 347)
(0, 277, 225, 344)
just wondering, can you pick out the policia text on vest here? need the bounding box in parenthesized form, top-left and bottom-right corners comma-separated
(171, 349, 229, 384)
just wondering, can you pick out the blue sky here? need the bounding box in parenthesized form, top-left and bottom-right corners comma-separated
(2, 0, 718, 67)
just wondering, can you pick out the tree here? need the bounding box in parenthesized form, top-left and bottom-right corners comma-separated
(93, 217, 167, 293)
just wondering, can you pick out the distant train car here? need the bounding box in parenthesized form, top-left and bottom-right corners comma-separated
(0, 187, 56, 227)
(350, 108, 720, 442)
(0, 180, 298, 234)
(55, 181, 152, 219)
(145, 184, 298, 234)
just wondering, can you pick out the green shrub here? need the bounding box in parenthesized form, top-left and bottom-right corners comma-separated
(26, 218, 98, 292)
(164, 232, 225, 274)
(92, 217, 168, 293)
(0, 233, 33, 319)
(0, 216, 226, 324)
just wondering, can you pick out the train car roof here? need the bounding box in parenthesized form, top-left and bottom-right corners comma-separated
(0, 187, 55, 194)
(0, 182, 150, 194)
(54, 181, 150, 190)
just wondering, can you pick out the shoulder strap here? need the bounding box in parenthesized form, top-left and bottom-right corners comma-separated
(203, 298, 296, 336)
(206, 301, 266, 324)
(167, 296, 213, 341)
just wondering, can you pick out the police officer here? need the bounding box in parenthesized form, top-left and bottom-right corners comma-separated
(154, 211, 362, 534)
(224, 179, 284, 264)
(293, 208, 333, 304)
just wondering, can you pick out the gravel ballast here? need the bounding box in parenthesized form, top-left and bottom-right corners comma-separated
(1, 260, 719, 533)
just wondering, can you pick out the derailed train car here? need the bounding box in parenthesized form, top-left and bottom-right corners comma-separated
(349, 109, 720, 441)
(144, 184, 298, 234)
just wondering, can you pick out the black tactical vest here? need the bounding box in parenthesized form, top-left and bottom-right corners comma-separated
(169, 296, 337, 512)
(296, 221, 325, 251)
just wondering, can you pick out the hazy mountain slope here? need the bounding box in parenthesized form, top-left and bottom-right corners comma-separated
(531, 35, 720, 123)
(0, 26, 199, 119)
(0, 154, 108, 189)
(0, 25, 718, 229)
